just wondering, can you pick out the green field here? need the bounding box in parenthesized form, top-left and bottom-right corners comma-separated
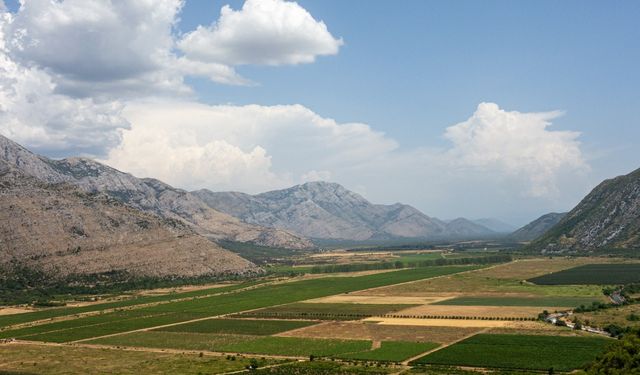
(528, 264, 640, 285)
(157, 318, 317, 335)
(0, 266, 479, 342)
(90, 331, 255, 352)
(219, 336, 371, 357)
(240, 303, 417, 320)
(252, 361, 394, 374)
(411, 334, 611, 371)
(0, 281, 263, 329)
(433, 296, 603, 307)
(337, 341, 439, 362)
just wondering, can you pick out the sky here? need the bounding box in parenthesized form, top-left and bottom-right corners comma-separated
(0, 0, 638, 226)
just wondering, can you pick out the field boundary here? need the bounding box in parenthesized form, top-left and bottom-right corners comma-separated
(402, 328, 488, 365)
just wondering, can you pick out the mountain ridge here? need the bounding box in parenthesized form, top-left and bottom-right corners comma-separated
(194, 181, 496, 241)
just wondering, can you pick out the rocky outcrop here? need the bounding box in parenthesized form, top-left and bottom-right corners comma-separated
(0, 167, 259, 279)
(531, 168, 640, 252)
(194, 182, 495, 241)
(0, 135, 312, 250)
(511, 213, 567, 242)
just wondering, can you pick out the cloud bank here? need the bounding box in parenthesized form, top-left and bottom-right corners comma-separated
(0, 0, 590, 221)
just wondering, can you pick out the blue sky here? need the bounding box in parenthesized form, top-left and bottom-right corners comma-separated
(1, 0, 638, 225)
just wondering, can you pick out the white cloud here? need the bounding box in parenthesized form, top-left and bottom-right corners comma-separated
(0, 11, 128, 156)
(178, 0, 343, 66)
(103, 101, 395, 193)
(444, 102, 588, 196)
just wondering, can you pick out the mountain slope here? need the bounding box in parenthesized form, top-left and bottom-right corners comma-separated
(473, 218, 515, 233)
(194, 182, 494, 241)
(0, 135, 312, 250)
(0, 166, 258, 279)
(531, 168, 640, 252)
(511, 212, 567, 242)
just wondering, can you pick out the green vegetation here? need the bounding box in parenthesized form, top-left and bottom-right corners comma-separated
(239, 303, 417, 320)
(434, 296, 602, 307)
(412, 334, 611, 371)
(0, 281, 262, 329)
(528, 264, 640, 285)
(337, 341, 439, 362)
(157, 318, 317, 335)
(0, 266, 479, 342)
(0, 263, 257, 306)
(252, 361, 394, 374)
(89, 331, 252, 351)
(309, 255, 511, 274)
(219, 240, 311, 265)
(583, 329, 640, 374)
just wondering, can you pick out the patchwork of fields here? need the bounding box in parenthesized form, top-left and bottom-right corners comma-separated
(1, 255, 634, 374)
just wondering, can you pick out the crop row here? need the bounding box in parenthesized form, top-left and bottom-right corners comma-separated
(238, 312, 538, 321)
(528, 264, 640, 285)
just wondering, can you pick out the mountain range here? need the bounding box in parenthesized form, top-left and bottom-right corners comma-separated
(510, 213, 567, 242)
(530, 168, 640, 252)
(194, 183, 497, 241)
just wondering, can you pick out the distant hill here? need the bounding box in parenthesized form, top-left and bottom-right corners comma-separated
(0, 166, 258, 281)
(0, 135, 312, 250)
(194, 182, 495, 241)
(530, 168, 640, 252)
(473, 218, 515, 233)
(511, 213, 567, 242)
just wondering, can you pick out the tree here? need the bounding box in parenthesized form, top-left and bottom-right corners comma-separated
(584, 329, 640, 374)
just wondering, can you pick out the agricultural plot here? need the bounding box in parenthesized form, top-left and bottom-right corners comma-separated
(358, 258, 606, 298)
(336, 341, 439, 362)
(89, 331, 252, 352)
(219, 336, 372, 357)
(239, 303, 418, 320)
(393, 305, 546, 319)
(0, 266, 478, 343)
(528, 263, 640, 285)
(433, 296, 601, 307)
(0, 280, 260, 329)
(277, 321, 482, 345)
(0, 342, 280, 375)
(411, 334, 611, 371)
(252, 361, 394, 374)
(157, 318, 318, 335)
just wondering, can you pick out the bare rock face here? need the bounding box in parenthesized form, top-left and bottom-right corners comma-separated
(511, 212, 567, 242)
(0, 135, 312, 250)
(531, 168, 640, 252)
(0, 168, 259, 279)
(194, 182, 495, 241)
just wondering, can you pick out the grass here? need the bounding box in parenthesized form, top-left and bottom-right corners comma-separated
(337, 341, 439, 362)
(528, 264, 640, 285)
(0, 280, 263, 329)
(157, 318, 317, 335)
(219, 336, 372, 357)
(0, 266, 478, 343)
(411, 334, 611, 371)
(433, 296, 603, 307)
(239, 303, 417, 320)
(89, 331, 251, 351)
(0, 342, 280, 375)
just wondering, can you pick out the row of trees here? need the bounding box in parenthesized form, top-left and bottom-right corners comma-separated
(309, 254, 512, 274)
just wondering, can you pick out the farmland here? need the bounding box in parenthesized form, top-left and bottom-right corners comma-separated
(528, 263, 640, 285)
(157, 318, 318, 335)
(337, 341, 439, 362)
(238, 303, 418, 320)
(433, 295, 601, 307)
(0, 255, 632, 374)
(411, 334, 611, 371)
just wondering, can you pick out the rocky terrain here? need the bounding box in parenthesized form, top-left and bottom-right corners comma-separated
(194, 182, 496, 241)
(0, 135, 312, 250)
(510, 212, 567, 242)
(531, 168, 640, 252)
(0, 166, 258, 279)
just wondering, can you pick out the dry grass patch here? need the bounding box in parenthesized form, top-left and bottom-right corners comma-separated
(276, 321, 481, 345)
(362, 317, 516, 328)
(305, 295, 450, 305)
(394, 305, 549, 319)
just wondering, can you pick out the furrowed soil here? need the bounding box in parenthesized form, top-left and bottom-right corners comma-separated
(275, 321, 481, 345)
